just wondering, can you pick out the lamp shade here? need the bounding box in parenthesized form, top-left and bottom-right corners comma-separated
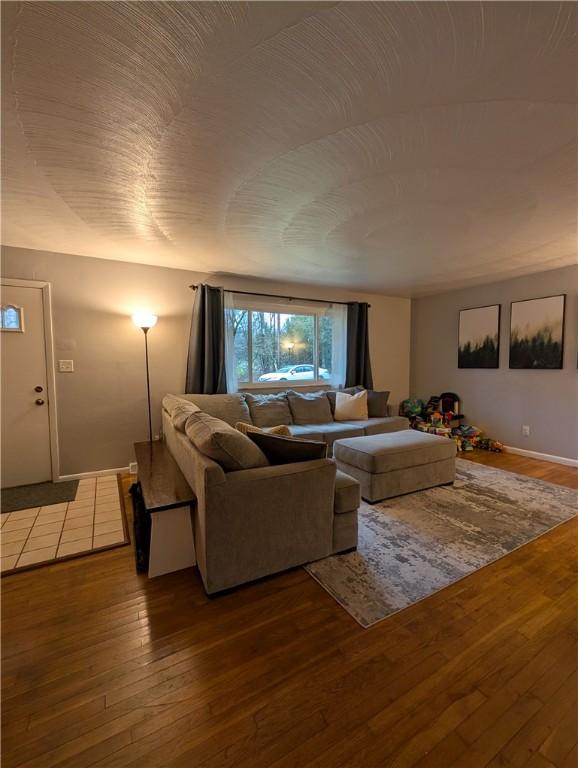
(132, 310, 158, 330)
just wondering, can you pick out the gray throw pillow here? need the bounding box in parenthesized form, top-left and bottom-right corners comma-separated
(185, 412, 269, 471)
(247, 431, 327, 465)
(244, 392, 293, 427)
(286, 390, 333, 425)
(162, 394, 201, 432)
(171, 402, 200, 433)
(178, 394, 251, 426)
(367, 390, 390, 418)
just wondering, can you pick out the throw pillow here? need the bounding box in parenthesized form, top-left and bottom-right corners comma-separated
(367, 390, 390, 418)
(247, 431, 327, 465)
(326, 386, 363, 415)
(334, 390, 368, 421)
(244, 392, 293, 428)
(185, 412, 269, 471)
(286, 390, 333, 425)
(235, 421, 291, 437)
(178, 394, 251, 426)
(162, 394, 201, 433)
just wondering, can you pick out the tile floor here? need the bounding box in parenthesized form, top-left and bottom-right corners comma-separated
(1, 475, 126, 573)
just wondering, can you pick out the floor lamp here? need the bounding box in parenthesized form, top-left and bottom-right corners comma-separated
(132, 310, 158, 444)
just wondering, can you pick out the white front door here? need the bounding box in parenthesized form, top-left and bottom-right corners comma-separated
(1, 283, 53, 487)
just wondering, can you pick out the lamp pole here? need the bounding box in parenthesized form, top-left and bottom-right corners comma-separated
(143, 327, 153, 444)
(132, 310, 158, 445)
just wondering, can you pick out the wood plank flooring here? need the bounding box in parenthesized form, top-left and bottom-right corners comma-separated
(2, 452, 577, 768)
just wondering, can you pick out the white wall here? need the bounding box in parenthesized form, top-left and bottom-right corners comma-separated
(411, 265, 578, 461)
(1, 246, 411, 475)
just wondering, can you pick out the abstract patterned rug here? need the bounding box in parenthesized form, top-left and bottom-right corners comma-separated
(305, 460, 577, 627)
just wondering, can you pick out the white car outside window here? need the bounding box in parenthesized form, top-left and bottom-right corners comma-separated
(258, 365, 329, 382)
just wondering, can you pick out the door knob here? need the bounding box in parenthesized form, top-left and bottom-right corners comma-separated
(35, 399, 45, 406)
(34, 385, 43, 393)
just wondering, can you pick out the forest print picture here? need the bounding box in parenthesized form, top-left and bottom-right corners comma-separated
(458, 305, 500, 368)
(509, 295, 565, 369)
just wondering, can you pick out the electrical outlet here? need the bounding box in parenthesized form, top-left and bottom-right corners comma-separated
(129, 462, 138, 475)
(522, 425, 530, 437)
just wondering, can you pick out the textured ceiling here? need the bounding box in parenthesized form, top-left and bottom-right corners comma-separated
(1, 1, 576, 296)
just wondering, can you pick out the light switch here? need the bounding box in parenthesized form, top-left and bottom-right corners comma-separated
(58, 360, 74, 372)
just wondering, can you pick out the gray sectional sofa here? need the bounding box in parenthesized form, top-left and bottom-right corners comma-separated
(175, 390, 409, 455)
(161, 389, 409, 594)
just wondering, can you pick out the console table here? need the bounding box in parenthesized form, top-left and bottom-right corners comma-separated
(133, 441, 196, 578)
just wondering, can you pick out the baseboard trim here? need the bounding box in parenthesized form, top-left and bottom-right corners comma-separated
(58, 467, 130, 481)
(502, 445, 578, 468)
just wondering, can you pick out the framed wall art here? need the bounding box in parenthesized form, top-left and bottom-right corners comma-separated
(458, 304, 500, 369)
(509, 294, 565, 369)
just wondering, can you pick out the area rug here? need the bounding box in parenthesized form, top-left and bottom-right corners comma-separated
(1, 479, 79, 513)
(305, 460, 578, 627)
(1, 475, 129, 575)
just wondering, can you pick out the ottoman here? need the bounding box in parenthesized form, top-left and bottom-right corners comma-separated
(333, 431, 456, 503)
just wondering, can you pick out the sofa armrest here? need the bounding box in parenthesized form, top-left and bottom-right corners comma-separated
(197, 458, 337, 593)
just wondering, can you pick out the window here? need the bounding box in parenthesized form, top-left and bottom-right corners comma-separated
(225, 297, 346, 389)
(0, 305, 24, 332)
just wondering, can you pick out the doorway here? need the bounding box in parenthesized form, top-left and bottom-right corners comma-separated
(1, 279, 59, 487)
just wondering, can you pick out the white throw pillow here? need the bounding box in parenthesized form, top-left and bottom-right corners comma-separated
(334, 390, 368, 421)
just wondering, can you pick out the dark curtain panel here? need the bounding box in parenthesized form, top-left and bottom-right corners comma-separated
(345, 302, 374, 389)
(185, 284, 227, 394)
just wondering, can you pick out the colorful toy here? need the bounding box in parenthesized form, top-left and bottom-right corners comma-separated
(442, 410, 454, 426)
(405, 391, 502, 452)
(439, 391, 461, 416)
(425, 396, 441, 416)
(399, 398, 425, 419)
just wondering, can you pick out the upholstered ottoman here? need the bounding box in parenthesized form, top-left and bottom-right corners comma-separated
(333, 431, 456, 503)
(331, 470, 360, 553)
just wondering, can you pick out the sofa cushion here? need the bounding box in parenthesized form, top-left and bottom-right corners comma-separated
(318, 422, 364, 447)
(287, 424, 324, 441)
(326, 386, 362, 415)
(244, 392, 293, 428)
(341, 416, 410, 436)
(334, 390, 368, 421)
(367, 390, 390, 418)
(286, 390, 333, 425)
(333, 431, 456, 474)
(179, 394, 251, 426)
(247, 431, 327, 465)
(235, 421, 291, 437)
(334, 470, 361, 515)
(185, 412, 269, 472)
(162, 394, 201, 433)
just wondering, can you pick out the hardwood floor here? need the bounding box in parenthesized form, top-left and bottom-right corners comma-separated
(2, 452, 577, 768)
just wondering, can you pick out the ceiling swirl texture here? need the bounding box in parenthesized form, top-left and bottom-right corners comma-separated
(1, 1, 576, 294)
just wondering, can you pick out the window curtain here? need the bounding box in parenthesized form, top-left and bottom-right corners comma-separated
(325, 303, 347, 388)
(224, 291, 238, 393)
(345, 302, 374, 389)
(185, 284, 227, 394)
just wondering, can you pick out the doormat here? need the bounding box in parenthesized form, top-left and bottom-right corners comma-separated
(1, 480, 79, 513)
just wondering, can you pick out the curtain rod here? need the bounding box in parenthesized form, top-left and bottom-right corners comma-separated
(189, 284, 370, 308)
